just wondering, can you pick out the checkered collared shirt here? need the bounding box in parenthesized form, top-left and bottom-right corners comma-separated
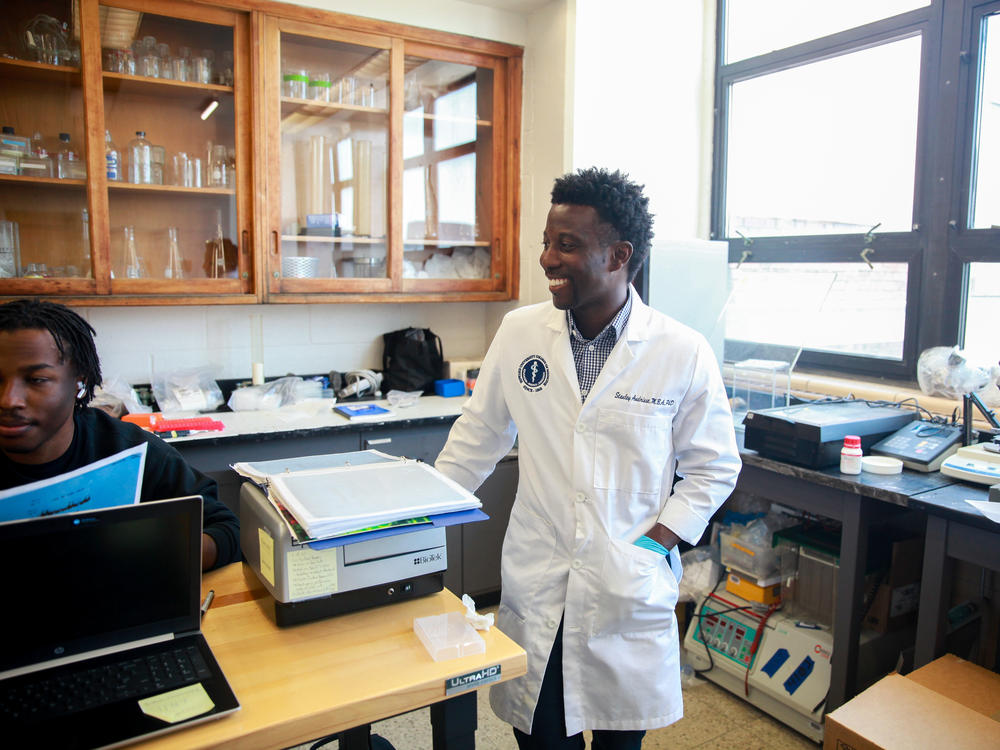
(567, 292, 632, 402)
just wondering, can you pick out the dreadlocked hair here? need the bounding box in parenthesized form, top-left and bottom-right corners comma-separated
(551, 166, 654, 281)
(0, 300, 101, 409)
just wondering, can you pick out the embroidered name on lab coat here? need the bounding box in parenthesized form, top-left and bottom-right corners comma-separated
(614, 391, 675, 406)
(518, 355, 549, 392)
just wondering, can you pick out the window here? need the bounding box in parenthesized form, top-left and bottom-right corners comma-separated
(714, 0, 1000, 378)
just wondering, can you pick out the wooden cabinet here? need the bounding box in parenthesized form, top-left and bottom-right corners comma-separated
(0, 0, 256, 304)
(0, 0, 521, 305)
(259, 12, 521, 302)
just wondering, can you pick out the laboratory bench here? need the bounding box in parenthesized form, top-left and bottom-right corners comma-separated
(164, 399, 1000, 714)
(134, 562, 527, 750)
(169, 396, 517, 600)
(735, 438, 1000, 712)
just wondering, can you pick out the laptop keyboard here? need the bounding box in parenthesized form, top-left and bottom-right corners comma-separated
(1, 643, 213, 722)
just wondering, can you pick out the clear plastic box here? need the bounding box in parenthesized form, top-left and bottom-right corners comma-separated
(719, 530, 780, 580)
(414, 612, 485, 661)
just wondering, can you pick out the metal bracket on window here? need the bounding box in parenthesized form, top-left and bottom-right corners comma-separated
(960, 50, 971, 64)
(860, 223, 879, 269)
(735, 231, 753, 267)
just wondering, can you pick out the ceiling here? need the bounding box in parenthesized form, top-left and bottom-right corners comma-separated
(459, 0, 553, 14)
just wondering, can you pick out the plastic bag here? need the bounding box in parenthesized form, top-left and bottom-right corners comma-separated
(151, 366, 223, 412)
(386, 389, 422, 408)
(917, 346, 1000, 403)
(677, 546, 720, 603)
(228, 376, 304, 411)
(95, 374, 151, 415)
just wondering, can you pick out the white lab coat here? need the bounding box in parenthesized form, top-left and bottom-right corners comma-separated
(435, 287, 741, 735)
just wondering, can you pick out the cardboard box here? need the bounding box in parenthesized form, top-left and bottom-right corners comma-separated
(863, 581, 920, 633)
(885, 536, 923, 587)
(823, 655, 1000, 749)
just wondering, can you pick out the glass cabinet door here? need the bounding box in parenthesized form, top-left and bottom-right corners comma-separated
(266, 20, 390, 294)
(0, 0, 94, 293)
(98, 0, 251, 296)
(400, 48, 502, 293)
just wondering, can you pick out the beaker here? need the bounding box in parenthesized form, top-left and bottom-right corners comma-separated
(123, 225, 145, 279)
(165, 226, 183, 279)
(0, 220, 21, 278)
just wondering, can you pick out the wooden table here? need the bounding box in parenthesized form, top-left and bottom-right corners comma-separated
(137, 563, 526, 749)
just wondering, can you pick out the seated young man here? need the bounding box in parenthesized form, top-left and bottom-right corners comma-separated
(0, 299, 239, 570)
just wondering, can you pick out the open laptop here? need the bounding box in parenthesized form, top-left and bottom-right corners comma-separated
(0, 496, 239, 748)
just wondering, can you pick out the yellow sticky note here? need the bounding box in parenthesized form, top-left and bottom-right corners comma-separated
(259, 527, 275, 586)
(138, 682, 215, 724)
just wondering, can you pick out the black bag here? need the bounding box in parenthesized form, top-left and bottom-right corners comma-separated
(382, 327, 444, 394)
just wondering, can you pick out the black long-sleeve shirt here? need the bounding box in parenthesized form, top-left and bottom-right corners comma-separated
(0, 407, 239, 569)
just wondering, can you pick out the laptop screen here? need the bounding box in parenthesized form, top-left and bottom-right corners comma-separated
(0, 497, 202, 674)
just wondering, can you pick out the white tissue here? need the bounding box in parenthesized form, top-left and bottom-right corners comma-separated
(462, 594, 494, 631)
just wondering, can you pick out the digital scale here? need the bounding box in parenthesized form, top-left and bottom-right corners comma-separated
(940, 442, 1000, 485)
(683, 590, 915, 743)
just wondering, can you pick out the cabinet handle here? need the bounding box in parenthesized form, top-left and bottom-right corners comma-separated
(272, 230, 280, 256)
(241, 230, 249, 279)
(365, 438, 392, 446)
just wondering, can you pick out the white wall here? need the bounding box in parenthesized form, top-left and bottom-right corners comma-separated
(83, 302, 489, 384)
(571, 0, 715, 238)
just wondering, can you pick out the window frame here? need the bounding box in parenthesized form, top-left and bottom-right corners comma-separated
(712, 0, 997, 380)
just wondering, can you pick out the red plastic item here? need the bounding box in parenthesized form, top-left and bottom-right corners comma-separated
(149, 416, 225, 433)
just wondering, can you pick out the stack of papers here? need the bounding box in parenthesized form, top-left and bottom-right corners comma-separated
(232, 450, 484, 545)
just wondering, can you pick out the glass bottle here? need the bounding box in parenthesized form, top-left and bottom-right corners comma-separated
(0, 219, 20, 278)
(209, 213, 226, 278)
(30, 131, 54, 177)
(172, 46, 190, 82)
(209, 143, 227, 187)
(165, 226, 183, 279)
(157, 43, 172, 80)
(123, 225, 144, 278)
(104, 130, 121, 182)
(56, 133, 86, 180)
(81, 208, 92, 278)
(140, 35, 159, 78)
(151, 145, 165, 185)
(126, 131, 152, 184)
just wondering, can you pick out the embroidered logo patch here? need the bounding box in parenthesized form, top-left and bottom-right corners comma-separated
(518, 355, 549, 392)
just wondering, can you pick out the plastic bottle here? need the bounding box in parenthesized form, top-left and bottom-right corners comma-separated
(104, 130, 121, 182)
(56, 132, 86, 180)
(840, 435, 863, 475)
(126, 131, 152, 184)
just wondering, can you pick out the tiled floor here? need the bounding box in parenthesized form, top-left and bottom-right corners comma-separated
(304, 674, 818, 749)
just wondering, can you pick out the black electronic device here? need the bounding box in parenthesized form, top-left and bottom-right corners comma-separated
(743, 401, 919, 469)
(869, 420, 963, 472)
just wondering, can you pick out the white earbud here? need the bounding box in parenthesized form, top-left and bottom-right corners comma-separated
(77, 381, 86, 399)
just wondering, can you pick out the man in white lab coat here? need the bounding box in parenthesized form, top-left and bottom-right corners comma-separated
(435, 167, 741, 749)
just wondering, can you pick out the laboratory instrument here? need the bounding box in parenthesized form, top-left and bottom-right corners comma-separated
(870, 421, 963, 472)
(743, 401, 917, 468)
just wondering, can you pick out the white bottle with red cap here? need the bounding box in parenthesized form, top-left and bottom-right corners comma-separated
(840, 434, 863, 474)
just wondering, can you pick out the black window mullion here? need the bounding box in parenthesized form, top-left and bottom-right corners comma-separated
(915, 0, 966, 354)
